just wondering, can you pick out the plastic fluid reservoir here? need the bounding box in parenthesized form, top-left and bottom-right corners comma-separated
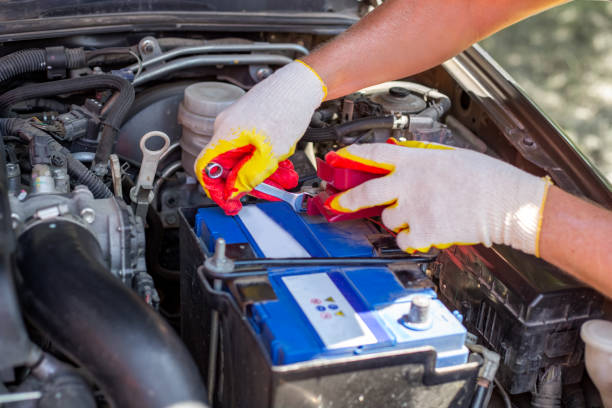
(178, 82, 245, 177)
(581, 319, 612, 407)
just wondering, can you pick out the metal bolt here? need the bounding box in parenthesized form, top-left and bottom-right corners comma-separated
(6, 163, 20, 177)
(141, 40, 155, 54)
(522, 136, 535, 147)
(407, 295, 430, 322)
(211, 238, 227, 266)
(50, 154, 65, 167)
(11, 213, 20, 230)
(164, 195, 178, 208)
(164, 214, 178, 225)
(255, 67, 273, 81)
(205, 237, 234, 274)
(80, 207, 96, 224)
(401, 295, 432, 330)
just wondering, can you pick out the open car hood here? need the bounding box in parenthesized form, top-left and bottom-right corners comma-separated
(0, 0, 362, 41)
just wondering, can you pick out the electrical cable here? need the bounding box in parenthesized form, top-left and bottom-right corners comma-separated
(85, 47, 134, 61)
(0, 48, 86, 83)
(128, 50, 143, 78)
(301, 116, 395, 143)
(0, 118, 112, 198)
(0, 74, 135, 174)
(494, 378, 512, 408)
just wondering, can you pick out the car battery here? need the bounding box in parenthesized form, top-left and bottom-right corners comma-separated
(179, 202, 480, 408)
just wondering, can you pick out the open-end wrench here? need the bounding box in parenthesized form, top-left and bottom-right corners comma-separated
(204, 162, 311, 213)
(130, 131, 170, 218)
(252, 183, 312, 213)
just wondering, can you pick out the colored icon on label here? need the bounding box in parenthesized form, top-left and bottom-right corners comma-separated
(316, 305, 326, 312)
(325, 296, 334, 302)
(321, 312, 332, 319)
(328, 304, 338, 310)
(335, 311, 345, 317)
(310, 298, 322, 305)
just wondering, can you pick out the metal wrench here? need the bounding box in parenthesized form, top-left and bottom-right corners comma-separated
(205, 162, 311, 213)
(130, 131, 170, 218)
(252, 182, 312, 213)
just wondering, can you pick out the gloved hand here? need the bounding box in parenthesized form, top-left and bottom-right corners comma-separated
(203, 155, 299, 215)
(194, 60, 327, 215)
(325, 141, 553, 256)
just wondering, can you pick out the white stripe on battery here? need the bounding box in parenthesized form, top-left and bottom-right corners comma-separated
(237, 206, 311, 258)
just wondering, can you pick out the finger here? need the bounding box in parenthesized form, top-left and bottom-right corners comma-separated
(324, 151, 390, 175)
(396, 229, 475, 254)
(334, 143, 402, 172)
(194, 136, 252, 186)
(381, 204, 411, 234)
(396, 229, 435, 254)
(386, 138, 453, 150)
(220, 198, 244, 216)
(265, 160, 299, 190)
(224, 149, 256, 200)
(326, 175, 398, 213)
(203, 177, 244, 215)
(197, 144, 254, 204)
(231, 146, 277, 199)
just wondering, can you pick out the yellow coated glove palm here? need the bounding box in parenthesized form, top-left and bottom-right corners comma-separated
(327, 142, 552, 255)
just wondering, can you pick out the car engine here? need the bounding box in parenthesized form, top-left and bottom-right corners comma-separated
(0, 32, 607, 408)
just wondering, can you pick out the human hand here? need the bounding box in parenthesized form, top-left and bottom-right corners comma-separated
(325, 141, 552, 255)
(194, 60, 326, 215)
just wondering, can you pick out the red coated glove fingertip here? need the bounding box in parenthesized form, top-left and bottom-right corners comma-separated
(323, 193, 341, 213)
(222, 199, 243, 216)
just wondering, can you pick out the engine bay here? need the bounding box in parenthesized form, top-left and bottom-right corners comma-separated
(0, 31, 607, 408)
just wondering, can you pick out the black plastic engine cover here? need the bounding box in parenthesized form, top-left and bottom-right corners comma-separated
(436, 244, 603, 394)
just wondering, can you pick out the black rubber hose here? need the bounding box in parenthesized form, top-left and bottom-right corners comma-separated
(0, 74, 135, 172)
(301, 115, 396, 142)
(65, 151, 113, 198)
(0, 48, 85, 83)
(0, 118, 112, 198)
(16, 220, 208, 408)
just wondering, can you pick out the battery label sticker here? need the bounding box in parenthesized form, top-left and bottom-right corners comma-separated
(282, 273, 377, 349)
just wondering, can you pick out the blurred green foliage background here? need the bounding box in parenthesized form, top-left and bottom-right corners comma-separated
(480, 1, 612, 183)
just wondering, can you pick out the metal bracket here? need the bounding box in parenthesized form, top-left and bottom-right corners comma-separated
(138, 36, 163, 68)
(109, 154, 123, 199)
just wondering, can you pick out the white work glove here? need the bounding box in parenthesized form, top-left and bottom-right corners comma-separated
(326, 141, 553, 256)
(194, 60, 327, 214)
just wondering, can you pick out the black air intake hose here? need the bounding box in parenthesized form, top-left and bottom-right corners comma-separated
(16, 220, 208, 408)
(301, 115, 395, 142)
(0, 118, 112, 198)
(0, 74, 135, 172)
(0, 47, 86, 83)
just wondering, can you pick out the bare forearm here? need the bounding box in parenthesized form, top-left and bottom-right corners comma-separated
(303, 0, 567, 100)
(540, 186, 612, 298)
